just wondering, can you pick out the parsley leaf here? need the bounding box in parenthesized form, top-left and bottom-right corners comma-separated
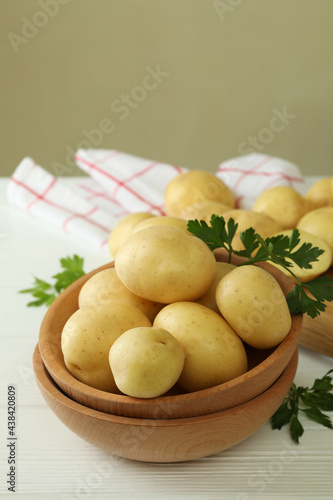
(20, 254, 85, 307)
(271, 370, 333, 443)
(187, 215, 333, 318)
(289, 241, 324, 270)
(237, 227, 260, 258)
(286, 275, 333, 318)
(187, 215, 238, 262)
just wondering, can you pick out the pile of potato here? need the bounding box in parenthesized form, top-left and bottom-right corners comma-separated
(61, 171, 333, 399)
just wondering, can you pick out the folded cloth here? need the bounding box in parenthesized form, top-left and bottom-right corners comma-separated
(74, 149, 186, 215)
(7, 150, 306, 252)
(7, 152, 186, 251)
(216, 153, 306, 210)
(7, 157, 117, 250)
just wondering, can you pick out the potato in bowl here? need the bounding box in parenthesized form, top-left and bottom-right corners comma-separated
(38, 249, 302, 419)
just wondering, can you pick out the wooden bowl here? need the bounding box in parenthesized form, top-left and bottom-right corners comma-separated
(38, 249, 303, 419)
(33, 344, 298, 463)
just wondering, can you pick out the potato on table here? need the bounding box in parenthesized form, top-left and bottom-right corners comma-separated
(222, 209, 283, 251)
(297, 207, 333, 265)
(164, 170, 235, 217)
(305, 177, 333, 209)
(252, 186, 309, 229)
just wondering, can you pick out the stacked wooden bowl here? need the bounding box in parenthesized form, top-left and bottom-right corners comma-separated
(34, 252, 303, 463)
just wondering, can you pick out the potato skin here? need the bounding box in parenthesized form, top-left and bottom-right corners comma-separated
(153, 302, 248, 392)
(61, 300, 151, 392)
(108, 212, 155, 258)
(269, 229, 332, 282)
(133, 215, 189, 233)
(109, 326, 185, 398)
(297, 207, 333, 265)
(179, 201, 232, 223)
(78, 268, 163, 322)
(164, 170, 235, 217)
(305, 177, 333, 209)
(115, 225, 217, 304)
(195, 262, 236, 313)
(252, 186, 309, 229)
(216, 266, 292, 349)
(222, 209, 283, 251)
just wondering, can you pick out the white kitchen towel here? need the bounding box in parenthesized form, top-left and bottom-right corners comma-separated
(7, 152, 186, 251)
(7, 157, 117, 250)
(7, 150, 305, 251)
(74, 149, 185, 215)
(216, 153, 306, 209)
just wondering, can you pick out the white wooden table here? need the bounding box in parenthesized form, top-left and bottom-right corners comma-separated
(0, 177, 332, 500)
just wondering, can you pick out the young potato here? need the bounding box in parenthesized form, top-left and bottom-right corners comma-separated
(108, 212, 155, 259)
(252, 186, 309, 229)
(133, 215, 189, 233)
(115, 225, 216, 304)
(297, 207, 333, 265)
(178, 200, 232, 223)
(61, 300, 151, 392)
(164, 170, 235, 217)
(153, 302, 248, 392)
(269, 229, 332, 282)
(216, 266, 292, 349)
(195, 262, 236, 313)
(109, 327, 185, 398)
(222, 209, 284, 251)
(78, 268, 163, 322)
(305, 177, 333, 209)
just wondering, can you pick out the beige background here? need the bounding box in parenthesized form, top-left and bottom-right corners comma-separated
(1, 0, 333, 177)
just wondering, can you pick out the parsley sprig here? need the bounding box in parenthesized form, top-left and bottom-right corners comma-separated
(187, 215, 333, 318)
(271, 369, 333, 443)
(20, 255, 85, 307)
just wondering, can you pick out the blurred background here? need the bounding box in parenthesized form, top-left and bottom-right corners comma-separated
(1, 0, 333, 177)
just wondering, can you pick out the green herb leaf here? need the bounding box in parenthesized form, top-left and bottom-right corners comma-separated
(187, 218, 224, 251)
(53, 254, 85, 292)
(188, 215, 333, 318)
(271, 401, 294, 430)
(286, 274, 333, 318)
(290, 415, 304, 444)
(311, 370, 333, 392)
(271, 369, 333, 443)
(19, 255, 85, 307)
(187, 215, 238, 261)
(286, 284, 327, 318)
(237, 227, 260, 258)
(301, 392, 333, 412)
(288, 242, 324, 269)
(301, 407, 333, 429)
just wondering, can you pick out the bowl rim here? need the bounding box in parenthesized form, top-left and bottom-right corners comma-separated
(34, 342, 299, 426)
(38, 249, 303, 414)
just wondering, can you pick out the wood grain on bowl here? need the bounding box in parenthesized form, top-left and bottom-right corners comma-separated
(33, 344, 299, 463)
(38, 251, 302, 419)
